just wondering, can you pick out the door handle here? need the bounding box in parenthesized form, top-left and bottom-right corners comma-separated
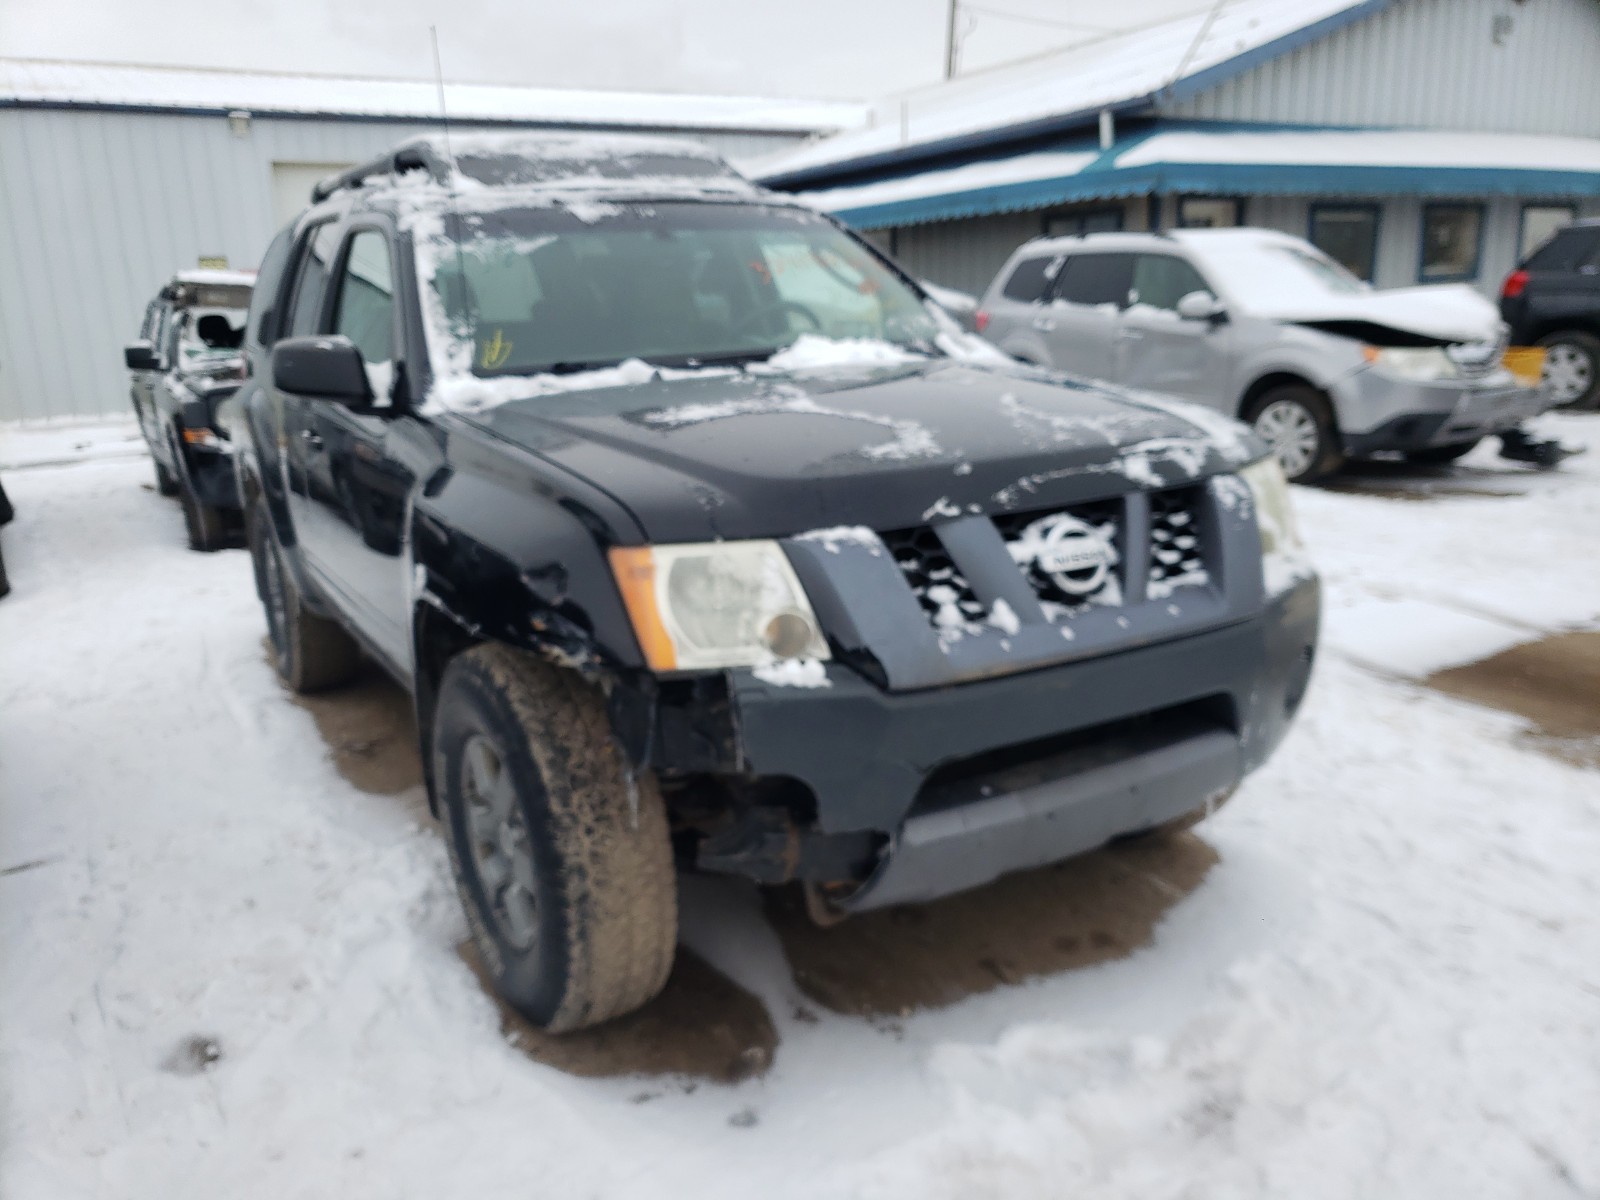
(1117, 329, 1144, 341)
(1032, 316, 1056, 331)
(299, 429, 323, 451)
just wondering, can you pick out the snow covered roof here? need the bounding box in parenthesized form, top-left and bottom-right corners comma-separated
(0, 57, 867, 135)
(801, 148, 1102, 216)
(754, 0, 1390, 185)
(173, 268, 257, 288)
(806, 125, 1600, 229)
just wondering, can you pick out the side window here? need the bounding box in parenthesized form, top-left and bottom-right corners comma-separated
(248, 227, 296, 349)
(152, 305, 174, 364)
(1054, 253, 1134, 308)
(285, 222, 343, 337)
(1131, 255, 1213, 311)
(1524, 226, 1598, 273)
(332, 230, 396, 368)
(139, 301, 159, 340)
(1001, 255, 1060, 303)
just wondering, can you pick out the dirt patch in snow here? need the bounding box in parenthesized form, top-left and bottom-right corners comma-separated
(459, 942, 777, 1083)
(766, 833, 1218, 1018)
(291, 657, 426, 812)
(1426, 631, 1600, 764)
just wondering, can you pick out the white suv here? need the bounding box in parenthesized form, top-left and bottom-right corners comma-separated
(977, 228, 1549, 481)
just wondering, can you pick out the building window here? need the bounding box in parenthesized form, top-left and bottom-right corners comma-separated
(1519, 204, 1576, 260)
(1308, 204, 1380, 282)
(1043, 207, 1123, 237)
(1177, 196, 1243, 228)
(1419, 203, 1484, 282)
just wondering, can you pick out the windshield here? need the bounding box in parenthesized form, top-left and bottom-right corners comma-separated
(415, 202, 941, 376)
(1189, 240, 1371, 312)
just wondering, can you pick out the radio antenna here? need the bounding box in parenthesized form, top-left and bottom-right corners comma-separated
(429, 27, 477, 349)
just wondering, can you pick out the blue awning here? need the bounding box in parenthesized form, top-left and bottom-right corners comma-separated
(801, 125, 1600, 229)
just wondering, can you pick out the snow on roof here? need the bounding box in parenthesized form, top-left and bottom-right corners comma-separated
(799, 147, 1100, 214)
(803, 125, 1600, 229)
(174, 268, 256, 287)
(752, 0, 1379, 183)
(1118, 127, 1600, 172)
(0, 57, 867, 135)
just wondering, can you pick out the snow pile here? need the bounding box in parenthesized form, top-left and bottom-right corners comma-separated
(795, 525, 885, 555)
(755, 334, 920, 373)
(751, 658, 831, 689)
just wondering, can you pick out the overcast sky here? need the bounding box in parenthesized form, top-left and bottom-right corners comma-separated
(0, 0, 1211, 99)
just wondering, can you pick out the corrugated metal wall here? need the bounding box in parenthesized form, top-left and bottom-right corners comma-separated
(1168, 0, 1600, 137)
(0, 108, 799, 422)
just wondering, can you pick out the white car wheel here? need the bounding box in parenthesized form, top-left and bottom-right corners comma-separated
(1253, 398, 1323, 481)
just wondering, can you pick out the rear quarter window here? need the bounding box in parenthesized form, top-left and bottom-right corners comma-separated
(1055, 253, 1134, 307)
(1525, 228, 1600, 273)
(1001, 255, 1061, 302)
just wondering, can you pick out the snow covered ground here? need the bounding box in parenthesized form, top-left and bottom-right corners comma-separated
(2, 416, 1598, 1198)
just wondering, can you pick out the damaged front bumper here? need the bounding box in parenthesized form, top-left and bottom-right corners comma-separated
(1336, 369, 1551, 457)
(694, 574, 1319, 910)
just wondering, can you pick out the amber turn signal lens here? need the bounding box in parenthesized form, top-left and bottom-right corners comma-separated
(607, 547, 678, 671)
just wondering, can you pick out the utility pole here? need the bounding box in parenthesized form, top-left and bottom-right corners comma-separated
(945, 0, 959, 78)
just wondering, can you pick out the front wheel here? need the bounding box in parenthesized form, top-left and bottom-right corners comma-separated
(1538, 331, 1600, 410)
(247, 501, 360, 693)
(433, 644, 677, 1032)
(179, 471, 231, 552)
(1244, 385, 1343, 483)
(154, 456, 179, 497)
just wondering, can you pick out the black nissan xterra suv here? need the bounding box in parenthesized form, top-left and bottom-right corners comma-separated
(235, 134, 1320, 1033)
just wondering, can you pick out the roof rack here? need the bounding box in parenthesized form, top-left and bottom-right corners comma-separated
(310, 140, 447, 202)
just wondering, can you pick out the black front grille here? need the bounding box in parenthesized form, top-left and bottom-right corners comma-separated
(883, 483, 1213, 635)
(1147, 486, 1207, 598)
(994, 498, 1124, 610)
(882, 526, 987, 631)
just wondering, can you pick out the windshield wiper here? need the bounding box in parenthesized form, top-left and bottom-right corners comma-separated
(672, 348, 781, 368)
(536, 359, 628, 375)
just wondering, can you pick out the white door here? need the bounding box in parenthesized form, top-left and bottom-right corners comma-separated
(271, 162, 355, 227)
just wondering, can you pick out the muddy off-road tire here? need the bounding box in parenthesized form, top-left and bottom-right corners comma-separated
(248, 503, 361, 693)
(433, 644, 677, 1032)
(1244, 385, 1343, 483)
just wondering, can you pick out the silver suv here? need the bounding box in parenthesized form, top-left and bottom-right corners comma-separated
(977, 228, 1551, 481)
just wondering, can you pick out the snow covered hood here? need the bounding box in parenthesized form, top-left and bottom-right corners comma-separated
(464, 359, 1260, 542)
(1176, 230, 1504, 345)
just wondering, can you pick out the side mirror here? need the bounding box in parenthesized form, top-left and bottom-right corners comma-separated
(271, 336, 372, 406)
(1176, 290, 1227, 323)
(124, 341, 161, 371)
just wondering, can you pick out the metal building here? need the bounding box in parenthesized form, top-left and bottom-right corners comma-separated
(755, 0, 1600, 298)
(0, 59, 862, 422)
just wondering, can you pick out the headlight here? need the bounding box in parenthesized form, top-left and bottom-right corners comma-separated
(1363, 346, 1459, 382)
(609, 541, 831, 671)
(1239, 457, 1312, 596)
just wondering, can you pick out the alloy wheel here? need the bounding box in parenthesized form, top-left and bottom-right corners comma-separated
(1253, 399, 1320, 480)
(1544, 342, 1594, 406)
(461, 734, 539, 950)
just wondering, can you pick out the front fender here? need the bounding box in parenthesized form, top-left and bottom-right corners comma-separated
(408, 451, 646, 677)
